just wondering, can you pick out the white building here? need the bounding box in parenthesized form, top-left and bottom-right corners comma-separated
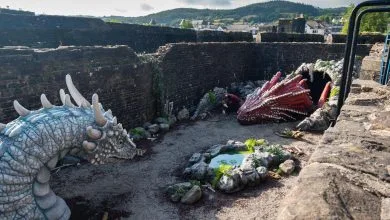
(305, 20, 330, 35)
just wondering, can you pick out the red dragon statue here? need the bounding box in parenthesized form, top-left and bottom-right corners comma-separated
(232, 72, 331, 125)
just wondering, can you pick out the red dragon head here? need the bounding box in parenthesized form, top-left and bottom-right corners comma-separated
(237, 72, 314, 125)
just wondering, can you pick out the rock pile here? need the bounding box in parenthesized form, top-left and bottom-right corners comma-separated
(296, 58, 361, 132)
(167, 139, 293, 201)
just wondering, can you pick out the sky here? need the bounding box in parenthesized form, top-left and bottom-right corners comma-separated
(0, 0, 364, 17)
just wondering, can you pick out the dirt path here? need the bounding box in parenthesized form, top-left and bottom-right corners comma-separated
(51, 115, 322, 220)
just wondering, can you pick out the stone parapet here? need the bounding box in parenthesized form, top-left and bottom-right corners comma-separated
(278, 79, 390, 219)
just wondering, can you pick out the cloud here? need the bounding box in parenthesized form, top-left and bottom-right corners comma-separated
(140, 3, 154, 11)
(114, 8, 128, 13)
(179, 0, 234, 7)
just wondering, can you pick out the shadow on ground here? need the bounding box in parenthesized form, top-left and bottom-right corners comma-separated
(51, 114, 322, 220)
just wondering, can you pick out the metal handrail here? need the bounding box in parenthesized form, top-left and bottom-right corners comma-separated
(336, 1, 390, 120)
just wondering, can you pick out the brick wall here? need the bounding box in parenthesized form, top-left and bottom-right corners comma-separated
(157, 42, 372, 113)
(0, 46, 155, 128)
(329, 34, 385, 44)
(157, 43, 255, 114)
(0, 43, 372, 127)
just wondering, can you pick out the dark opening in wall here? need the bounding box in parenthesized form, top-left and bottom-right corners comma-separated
(300, 71, 332, 105)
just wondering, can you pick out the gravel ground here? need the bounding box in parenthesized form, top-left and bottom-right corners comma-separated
(51, 114, 322, 220)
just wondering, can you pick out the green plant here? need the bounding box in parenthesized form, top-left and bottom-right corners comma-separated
(329, 87, 340, 98)
(189, 180, 201, 187)
(265, 145, 285, 164)
(211, 164, 233, 188)
(175, 186, 188, 197)
(244, 138, 267, 152)
(130, 128, 145, 136)
(208, 91, 217, 104)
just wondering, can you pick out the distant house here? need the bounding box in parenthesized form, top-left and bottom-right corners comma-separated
(258, 23, 277, 33)
(305, 20, 331, 35)
(277, 16, 306, 33)
(192, 20, 207, 30)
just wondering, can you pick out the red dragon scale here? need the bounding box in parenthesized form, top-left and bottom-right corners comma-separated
(237, 73, 313, 125)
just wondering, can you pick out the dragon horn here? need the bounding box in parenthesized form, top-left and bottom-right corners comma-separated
(65, 74, 91, 107)
(64, 94, 75, 107)
(13, 100, 30, 116)
(59, 89, 66, 105)
(40, 94, 54, 109)
(92, 94, 107, 126)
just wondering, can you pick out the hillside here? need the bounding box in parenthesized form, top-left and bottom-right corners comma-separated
(103, 1, 346, 26)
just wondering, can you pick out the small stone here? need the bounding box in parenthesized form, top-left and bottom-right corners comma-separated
(203, 153, 211, 160)
(155, 117, 169, 124)
(167, 182, 193, 203)
(224, 140, 247, 151)
(256, 166, 268, 179)
(254, 152, 272, 168)
(170, 193, 181, 203)
(144, 131, 152, 139)
(168, 115, 177, 126)
(143, 122, 152, 130)
(148, 124, 160, 134)
(381, 198, 390, 220)
(177, 107, 190, 121)
(131, 127, 146, 138)
(189, 153, 203, 164)
(180, 185, 202, 204)
(189, 162, 209, 180)
(268, 171, 281, 180)
(240, 154, 257, 171)
(166, 182, 192, 195)
(243, 168, 261, 186)
(217, 170, 245, 193)
(159, 123, 170, 132)
(206, 144, 223, 157)
(279, 159, 295, 175)
(132, 134, 143, 142)
(386, 165, 390, 175)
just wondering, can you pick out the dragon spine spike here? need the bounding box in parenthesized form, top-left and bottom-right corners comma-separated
(40, 94, 54, 109)
(64, 94, 75, 108)
(105, 109, 113, 118)
(112, 117, 118, 125)
(299, 79, 308, 89)
(13, 100, 31, 116)
(92, 94, 107, 126)
(65, 74, 91, 107)
(237, 72, 314, 124)
(0, 74, 143, 219)
(269, 71, 282, 86)
(86, 126, 102, 140)
(59, 89, 66, 105)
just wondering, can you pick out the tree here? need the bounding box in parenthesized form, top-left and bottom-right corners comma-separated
(180, 19, 193, 29)
(342, 4, 390, 34)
